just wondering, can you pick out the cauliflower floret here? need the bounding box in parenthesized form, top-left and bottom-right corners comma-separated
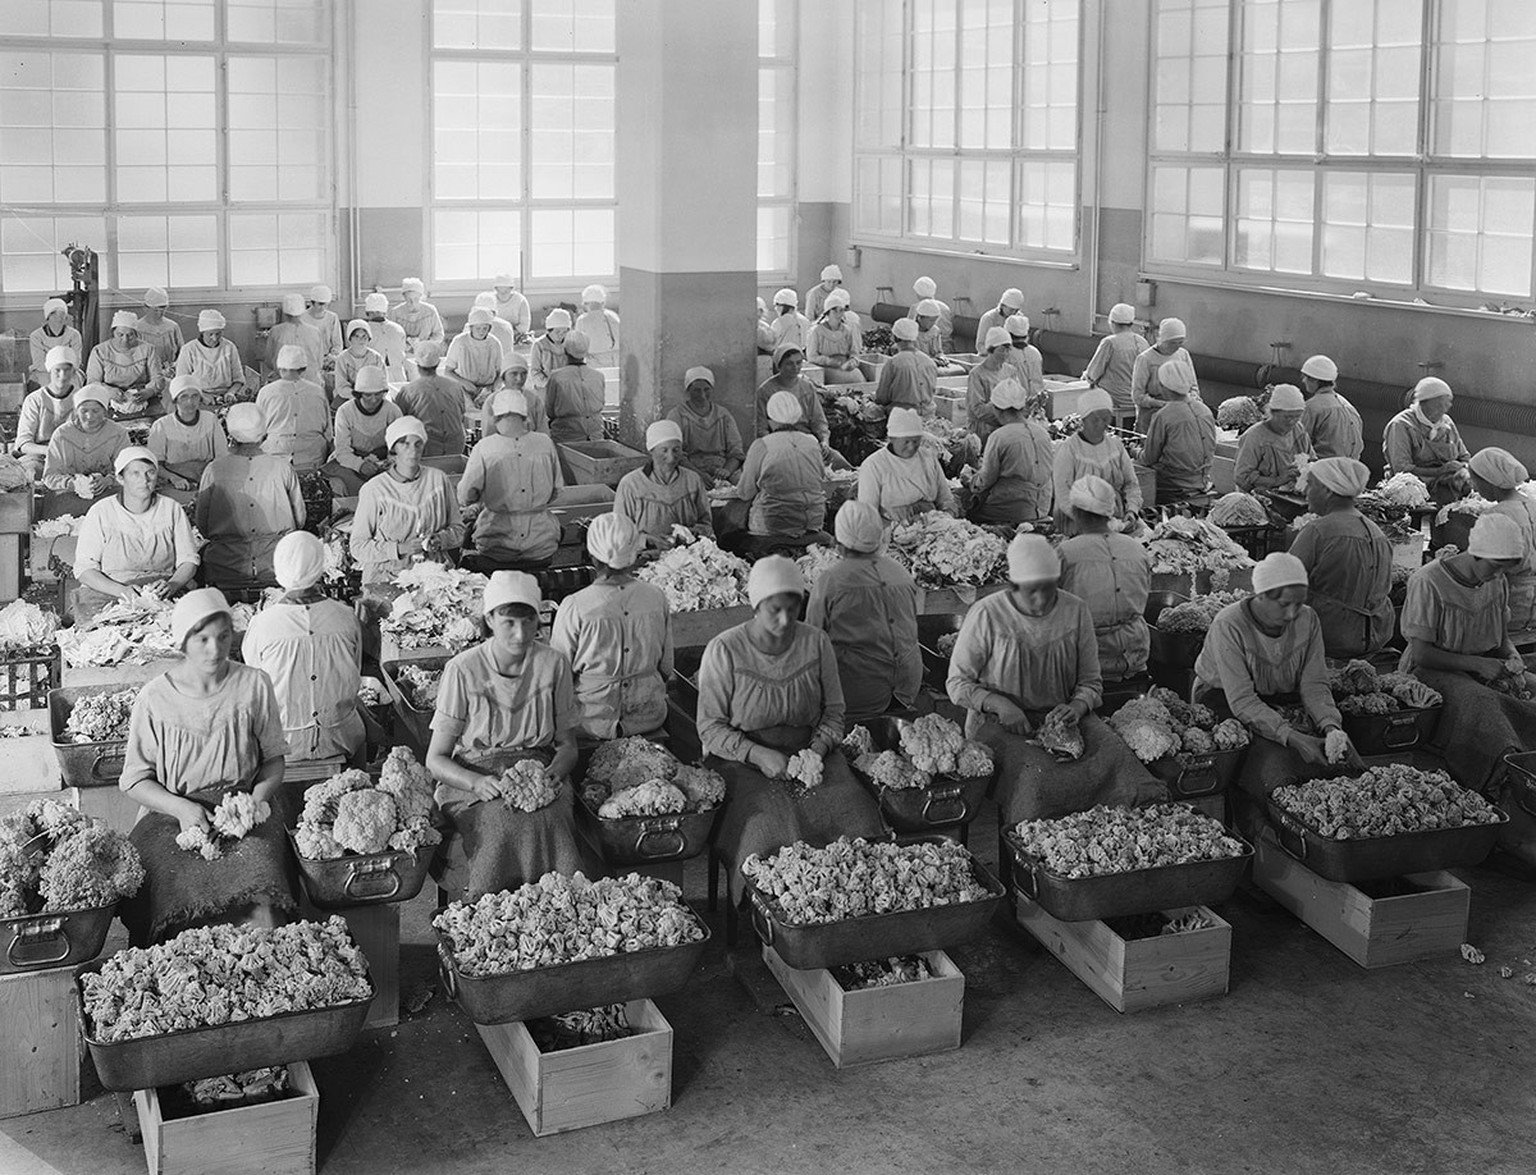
(1339, 692, 1397, 715)
(377, 746, 434, 824)
(954, 740, 994, 779)
(388, 818, 441, 854)
(899, 714, 966, 776)
(857, 750, 931, 791)
(673, 765, 725, 811)
(293, 825, 345, 861)
(1180, 727, 1215, 755)
(175, 826, 221, 861)
(842, 725, 876, 758)
(332, 791, 398, 855)
(38, 824, 143, 911)
(586, 737, 679, 792)
(1212, 718, 1250, 751)
(300, 770, 371, 826)
(210, 793, 269, 840)
(786, 749, 824, 788)
(1111, 718, 1180, 763)
(495, 760, 559, 812)
(598, 780, 688, 818)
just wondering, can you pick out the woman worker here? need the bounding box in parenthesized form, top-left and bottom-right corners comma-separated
(965, 327, 1017, 447)
(87, 310, 164, 412)
(970, 379, 1055, 524)
(754, 343, 832, 451)
(195, 403, 305, 591)
(334, 319, 386, 402)
(1235, 384, 1313, 494)
(805, 500, 922, 722)
(770, 289, 811, 354)
(397, 341, 470, 460)
(243, 531, 364, 769)
(443, 307, 505, 403)
(614, 420, 714, 547)
(1130, 317, 1198, 434)
(806, 291, 863, 386)
(134, 288, 184, 372)
(530, 308, 571, 394)
(1051, 387, 1142, 529)
(1083, 303, 1147, 429)
(1141, 360, 1215, 505)
(1467, 447, 1536, 634)
(1192, 552, 1361, 839)
(175, 310, 250, 403)
(325, 367, 402, 496)
(13, 346, 80, 478)
(873, 319, 938, 414)
(41, 384, 130, 513)
(856, 407, 956, 523)
(425, 571, 586, 899)
(28, 298, 82, 389)
(546, 331, 605, 443)
(575, 285, 620, 367)
(147, 376, 227, 499)
(734, 391, 829, 556)
(1384, 377, 1471, 504)
(350, 416, 463, 589)
(459, 388, 564, 567)
(1289, 456, 1393, 659)
(119, 588, 289, 945)
(1057, 476, 1151, 683)
(698, 556, 885, 907)
(389, 277, 445, 350)
(805, 264, 843, 323)
(666, 366, 744, 483)
(256, 345, 331, 473)
(488, 273, 532, 339)
(73, 447, 199, 621)
(946, 534, 1162, 824)
(550, 514, 673, 742)
(499, 353, 547, 430)
(1004, 315, 1046, 407)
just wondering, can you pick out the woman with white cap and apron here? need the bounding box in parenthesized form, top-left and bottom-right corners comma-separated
(1384, 377, 1472, 504)
(303, 285, 343, 359)
(1052, 387, 1143, 529)
(175, 310, 249, 401)
(1083, 303, 1148, 429)
(28, 298, 82, 389)
(147, 375, 227, 499)
(1057, 476, 1151, 683)
(735, 391, 829, 557)
(974, 288, 1024, 355)
(856, 407, 956, 523)
(614, 420, 714, 545)
(754, 344, 831, 448)
(390, 277, 445, 350)
(444, 307, 506, 403)
(770, 289, 812, 354)
(1235, 384, 1313, 494)
(88, 309, 164, 412)
(1141, 361, 1216, 505)
(363, 292, 409, 383)
(1289, 456, 1394, 659)
(326, 367, 402, 496)
(1298, 355, 1362, 460)
(1004, 314, 1045, 408)
(426, 571, 588, 899)
(119, 587, 290, 944)
(459, 388, 563, 567)
(966, 327, 1018, 447)
(804, 265, 843, 323)
(14, 347, 80, 477)
(472, 292, 517, 361)
(487, 274, 531, 339)
(908, 276, 952, 347)
(551, 513, 673, 742)
(265, 293, 325, 381)
(546, 331, 605, 443)
(134, 288, 183, 371)
(398, 342, 470, 459)
(699, 555, 885, 908)
(971, 379, 1055, 524)
(575, 285, 620, 367)
(498, 353, 546, 431)
(874, 318, 938, 414)
(350, 416, 463, 589)
(195, 403, 305, 591)
(257, 345, 331, 472)
(530, 308, 572, 394)
(947, 534, 1162, 825)
(72, 446, 199, 621)
(334, 318, 387, 402)
(667, 366, 745, 483)
(1468, 447, 1536, 634)
(807, 291, 863, 385)
(41, 384, 130, 514)
(1130, 317, 1200, 434)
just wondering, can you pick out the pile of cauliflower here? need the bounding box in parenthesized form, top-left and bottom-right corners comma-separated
(887, 511, 1008, 588)
(1207, 492, 1271, 529)
(63, 687, 140, 743)
(433, 872, 705, 977)
(1217, 397, 1262, 430)
(1010, 803, 1247, 879)
(1142, 516, 1254, 578)
(1107, 688, 1249, 765)
(834, 955, 934, 991)
(1327, 659, 1443, 716)
(845, 715, 993, 790)
(636, 535, 751, 612)
(293, 748, 440, 860)
(395, 663, 444, 710)
(381, 564, 488, 652)
(492, 760, 561, 813)
(742, 837, 990, 925)
(1375, 472, 1431, 508)
(0, 600, 60, 651)
(1154, 590, 1245, 635)
(794, 544, 844, 591)
(0, 799, 142, 918)
(81, 917, 372, 1043)
(580, 737, 726, 818)
(1271, 766, 1501, 839)
(176, 792, 271, 861)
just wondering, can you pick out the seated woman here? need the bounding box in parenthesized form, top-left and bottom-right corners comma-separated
(550, 514, 673, 742)
(1193, 553, 1361, 839)
(1467, 447, 1536, 635)
(256, 345, 331, 473)
(1052, 388, 1142, 529)
(1384, 378, 1471, 505)
(667, 366, 744, 483)
(459, 389, 563, 568)
(243, 531, 364, 771)
(175, 310, 250, 402)
(753, 344, 831, 452)
(135, 288, 183, 373)
(698, 556, 884, 905)
(27, 297, 82, 389)
(334, 319, 386, 402)
(947, 534, 1162, 825)
(857, 407, 955, 524)
(546, 331, 605, 444)
(351, 416, 463, 589)
(1057, 476, 1150, 684)
(805, 500, 922, 722)
(41, 384, 130, 517)
(1141, 361, 1215, 505)
(397, 341, 470, 461)
(529, 308, 571, 395)
(147, 376, 227, 500)
(119, 589, 289, 945)
(87, 309, 164, 414)
(614, 420, 714, 548)
(425, 571, 587, 900)
(873, 319, 938, 415)
(73, 446, 199, 622)
(734, 391, 829, 557)
(496, 353, 546, 429)
(575, 284, 621, 368)
(1235, 385, 1313, 494)
(443, 307, 505, 404)
(195, 403, 305, 591)
(324, 367, 402, 496)
(14, 346, 80, 479)
(970, 379, 1054, 524)
(770, 289, 812, 355)
(1289, 456, 1393, 659)
(965, 327, 1017, 447)
(806, 292, 863, 386)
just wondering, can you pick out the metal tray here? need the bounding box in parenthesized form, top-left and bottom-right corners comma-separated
(48, 686, 130, 789)
(76, 958, 373, 1091)
(1263, 795, 1506, 883)
(380, 658, 447, 756)
(573, 796, 720, 865)
(1000, 824, 1253, 922)
(847, 717, 993, 833)
(1144, 593, 1205, 671)
(0, 903, 115, 975)
(435, 903, 710, 1025)
(1148, 747, 1245, 799)
(745, 857, 1004, 971)
(287, 832, 434, 909)
(1502, 752, 1536, 819)
(1340, 705, 1441, 756)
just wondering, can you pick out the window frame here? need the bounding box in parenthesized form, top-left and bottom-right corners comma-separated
(757, 0, 799, 283)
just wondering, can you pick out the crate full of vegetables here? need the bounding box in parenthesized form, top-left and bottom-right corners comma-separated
(843, 715, 994, 832)
(576, 737, 725, 865)
(1106, 689, 1250, 798)
(48, 684, 140, 788)
(1325, 659, 1443, 755)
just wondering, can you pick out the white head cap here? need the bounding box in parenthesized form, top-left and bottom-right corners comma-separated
(198, 309, 226, 332)
(586, 513, 643, 570)
(645, 419, 684, 450)
(1108, 302, 1136, 325)
(999, 288, 1024, 311)
(473, 292, 497, 310)
(113, 445, 158, 476)
(354, 367, 388, 396)
(747, 555, 806, 607)
(1157, 317, 1187, 345)
(1413, 376, 1453, 404)
(73, 383, 113, 409)
(1252, 552, 1308, 595)
(364, 292, 389, 314)
(886, 407, 925, 439)
(143, 287, 169, 309)
(1069, 475, 1118, 518)
(385, 415, 427, 449)
(111, 309, 138, 332)
(773, 287, 799, 308)
(467, 306, 493, 326)
(1158, 360, 1196, 396)
(913, 276, 936, 298)
(168, 374, 202, 401)
(43, 297, 68, 317)
(493, 273, 513, 287)
(835, 500, 884, 553)
(274, 530, 326, 592)
(545, 307, 572, 330)
(1007, 534, 1059, 584)
(483, 570, 540, 615)
(767, 390, 803, 425)
(984, 326, 1012, 352)
(225, 402, 266, 443)
(684, 365, 714, 390)
(490, 389, 529, 418)
(892, 317, 919, 342)
(990, 378, 1028, 411)
(345, 318, 370, 341)
(1301, 355, 1338, 382)
(820, 264, 842, 282)
(1005, 313, 1030, 337)
(1079, 388, 1115, 417)
(309, 284, 333, 303)
(824, 289, 850, 311)
(1469, 513, 1525, 560)
(1268, 384, 1305, 413)
(282, 292, 307, 316)
(1468, 447, 1528, 491)
(170, 588, 232, 649)
(276, 344, 308, 371)
(581, 284, 607, 304)
(915, 299, 941, 318)
(402, 277, 425, 294)
(45, 345, 78, 371)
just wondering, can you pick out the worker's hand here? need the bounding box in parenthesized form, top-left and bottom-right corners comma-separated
(751, 746, 791, 780)
(360, 455, 383, 477)
(163, 473, 192, 492)
(1043, 703, 1079, 731)
(421, 532, 441, 554)
(841, 359, 860, 372)
(176, 800, 212, 836)
(1472, 657, 1509, 683)
(1506, 654, 1527, 677)
(1287, 732, 1332, 768)
(990, 699, 1032, 736)
(469, 774, 503, 804)
(72, 474, 95, 499)
(140, 580, 169, 600)
(398, 536, 425, 558)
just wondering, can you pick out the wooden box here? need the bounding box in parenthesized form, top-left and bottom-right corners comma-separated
(476, 998, 672, 1137)
(1253, 834, 1470, 969)
(1014, 896, 1232, 1014)
(669, 605, 754, 651)
(134, 1061, 319, 1175)
(0, 965, 83, 1117)
(763, 945, 963, 1068)
(76, 782, 141, 835)
(0, 489, 31, 534)
(0, 534, 21, 603)
(557, 440, 646, 488)
(342, 903, 399, 1031)
(61, 657, 180, 689)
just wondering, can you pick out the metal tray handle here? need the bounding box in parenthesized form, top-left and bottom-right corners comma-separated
(921, 783, 969, 826)
(633, 818, 686, 860)
(1002, 841, 1040, 901)
(9, 916, 70, 968)
(1273, 809, 1310, 861)
(344, 857, 403, 901)
(1380, 713, 1421, 750)
(1174, 758, 1221, 798)
(748, 890, 775, 946)
(1515, 773, 1536, 821)
(91, 750, 126, 780)
(436, 942, 459, 1000)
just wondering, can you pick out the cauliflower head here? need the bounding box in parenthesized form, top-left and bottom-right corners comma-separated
(598, 780, 688, 818)
(673, 765, 726, 811)
(332, 790, 399, 855)
(378, 746, 434, 824)
(300, 770, 371, 826)
(586, 737, 679, 792)
(899, 714, 966, 776)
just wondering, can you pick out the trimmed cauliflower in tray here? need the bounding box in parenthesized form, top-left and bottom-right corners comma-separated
(0, 799, 142, 918)
(580, 739, 726, 817)
(1108, 689, 1251, 765)
(293, 748, 441, 861)
(1271, 766, 1501, 839)
(1010, 803, 1247, 879)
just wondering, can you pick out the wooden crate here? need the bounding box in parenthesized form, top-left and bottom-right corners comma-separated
(1253, 834, 1469, 969)
(0, 709, 60, 793)
(670, 605, 753, 650)
(476, 998, 672, 1137)
(0, 965, 82, 1118)
(342, 903, 399, 1031)
(61, 657, 180, 689)
(0, 534, 20, 603)
(1014, 896, 1232, 1014)
(763, 945, 963, 1068)
(557, 440, 646, 488)
(0, 489, 31, 534)
(134, 1061, 319, 1175)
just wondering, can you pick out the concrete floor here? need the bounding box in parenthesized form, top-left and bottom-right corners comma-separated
(4, 801, 1535, 1175)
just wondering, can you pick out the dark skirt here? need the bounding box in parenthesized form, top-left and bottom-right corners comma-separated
(1419, 668, 1536, 795)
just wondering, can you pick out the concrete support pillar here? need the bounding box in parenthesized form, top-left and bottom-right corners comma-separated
(615, 0, 759, 450)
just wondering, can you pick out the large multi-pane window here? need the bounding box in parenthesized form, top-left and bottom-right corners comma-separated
(1148, 0, 1536, 304)
(853, 0, 1082, 259)
(0, 0, 332, 297)
(758, 0, 797, 278)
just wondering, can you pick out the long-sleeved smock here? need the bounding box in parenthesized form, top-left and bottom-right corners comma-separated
(75, 494, 198, 584)
(256, 377, 331, 471)
(965, 362, 1010, 446)
(28, 325, 82, 384)
(459, 431, 563, 561)
(265, 320, 325, 379)
(1383, 409, 1470, 481)
(175, 338, 245, 394)
(42, 421, 129, 491)
(430, 641, 573, 756)
(242, 599, 363, 762)
(908, 299, 953, 346)
(1490, 495, 1536, 632)
(389, 300, 445, 345)
(351, 466, 463, 585)
(737, 431, 826, 538)
(331, 399, 402, 472)
(771, 312, 812, 355)
(1289, 509, 1394, 658)
(529, 335, 569, 393)
(546, 364, 605, 444)
(147, 410, 227, 483)
(804, 284, 837, 323)
(947, 590, 1103, 715)
(574, 309, 620, 367)
(1130, 346, 1200, 433)
(1400, 558, 1508, 656)
(120, 662, 287, 796)
(14, 388, 75, 452)
(492, 290, 532, 335)
(87, 340, 162, 396)
(195, 453, 305, 588)
(1235, 420, 1313, 493)
(1301, 391, 1363, 460)
(334, 346, 385, 401)
(444, 332, 505, 389)
(1007, 345, 1046, 402)
(550, 578, 673, 740)
(1057, 533, 1151, 680)
(874, 350, 937, 412)
(614, 465, 713, 541)
(1193, 600, 1340, 744)
(304, 309, 343, 358)
(805, 553, 922, 720)
(697, 621, 844, 763)
(972, 420, 1055, 522)
(754, 377, 829, 446)
(133, 317, 184, 370)
(807, 321, 860, 371)
(396, 375, 467, 457)
(1052, 433, 1143, 517)
(666, 401, 744, 481)
(916, 324, 946, 360)
(756, 318, 776, 353)
(366, 320, 409, 382)
(1082, 331, 1149, 416)
(973, 308, 1009, 355)
(1142, 398, 1215, 499)
(856, 445, 955, 522)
